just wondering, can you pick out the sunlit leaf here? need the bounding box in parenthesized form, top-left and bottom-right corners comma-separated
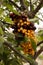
(30, 38, 37, 51)
(0, 8, 4, 14)
(24, 54, 38, 65)
(0, 36, 4, 54)
(4, 2, 20, 15)
(4, 16, 13, 24)
(25, 0, 29, 6)
(0, 27, 3, 35)
(14, 0, 19, 2)
(9, 58, 21, 65)
(39, 55, 43, 60)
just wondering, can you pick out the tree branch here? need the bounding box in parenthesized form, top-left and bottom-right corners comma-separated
(9, 0, 43, 19)
(20, 0, 27, 10)
(27, 11, 34, 18)
(27, 0, 43, 18)
(9, 0, 21, 10)
(19, 0, 34, 18)
(30, 0, 32, 11)
(36, 16, 43, 22)
(34, 47, 43, 59)
(9, 0, 33, 18)
(4, 41, 37, 65)
(33, 0, 43, 17)
(37, 41, 43, 46)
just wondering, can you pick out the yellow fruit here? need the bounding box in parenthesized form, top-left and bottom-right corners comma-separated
(28, 30, 30, 33)
(20, 27, 23, 30)
(21, 23, 24, 26)
(18, 29, 20, 32)
(27, 33, 30, 36)
(22, 29, 26, 33)
(20, 20, 22, 23)
(20, 42, 35, 56)
(26, 22, 30, 25)
(24, 21, 27, 24)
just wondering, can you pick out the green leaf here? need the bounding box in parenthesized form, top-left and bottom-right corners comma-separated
(0, 36, 4, 54)
(7, 34, 15, 44)
(0, 27, 3, 35)
(0, 36, 4, 47)
(39, 55, 43, 60)
(24, 54, 38, 65)
(25, 0, 29, 6)
(36, 30, 43, 41)
(38, 30, 43, 40)
(23, 36, 29, 42)
(12, 10, 20, 15)
(14, 0, 19, 2)
(4, 16, 13, 24)
(2, 52, 9, 65)
(15, 33, 24, 42)
(9, 58, 21, 65)
(0, 8, 4, 15)
(30, 38, 37, 51)
(16, 46, 23, 50)
(4, 2, 20, 15)
(0, 8, 4, 19)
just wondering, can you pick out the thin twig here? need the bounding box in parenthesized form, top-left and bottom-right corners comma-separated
(34, 47, 43, 59)
(37, 41, 43, 46)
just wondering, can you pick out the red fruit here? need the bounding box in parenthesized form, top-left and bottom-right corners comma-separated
(9, 12, 16, 21)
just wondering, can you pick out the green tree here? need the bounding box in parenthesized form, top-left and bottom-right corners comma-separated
(0, 0, 43, 65)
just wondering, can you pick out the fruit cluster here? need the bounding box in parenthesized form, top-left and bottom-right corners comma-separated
(9, 12, 36, 56)
(20, 42, 35, 56)
(10, 13, 36, 32)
